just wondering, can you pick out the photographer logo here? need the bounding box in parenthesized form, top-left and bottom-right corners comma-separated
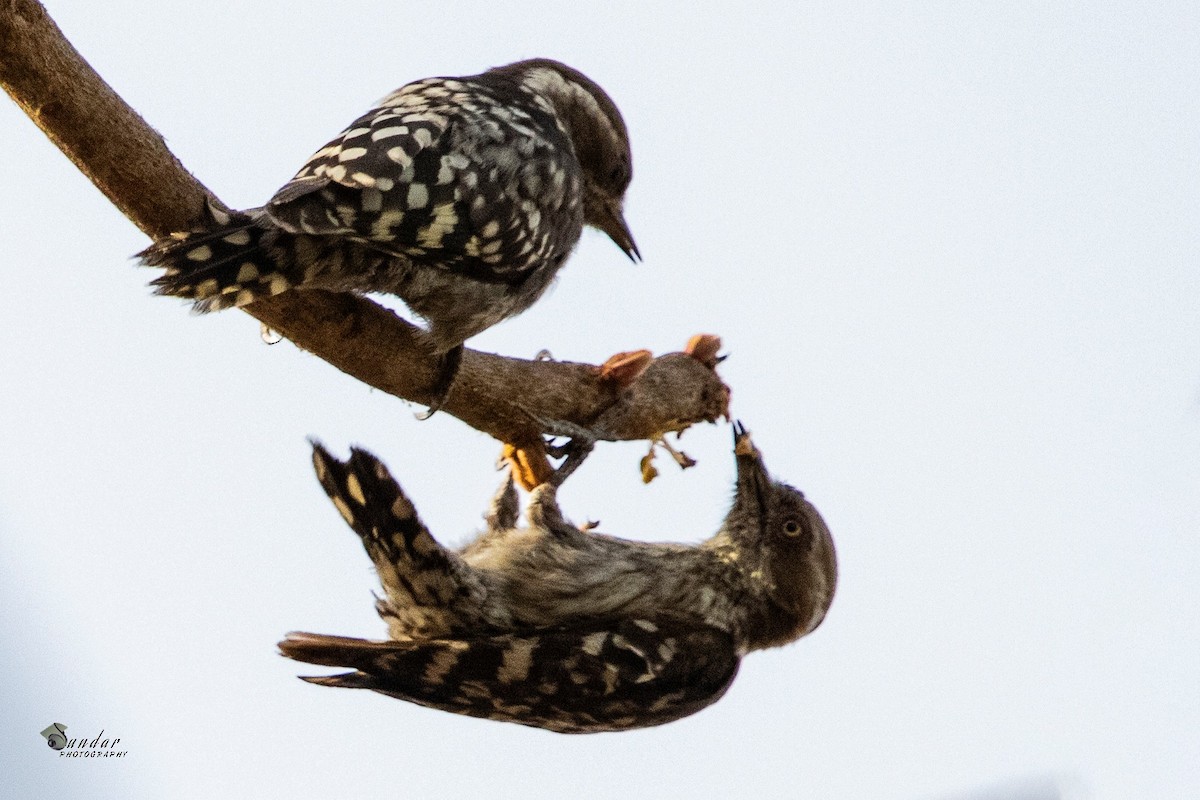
(39, 723, 128, 758)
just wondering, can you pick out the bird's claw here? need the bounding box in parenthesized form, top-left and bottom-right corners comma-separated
(521, 409, 615, 444)
(546, 438, 595, 487)
(415, 345, 464, 420)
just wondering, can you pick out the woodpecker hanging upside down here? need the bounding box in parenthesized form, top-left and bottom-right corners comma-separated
(280, 424, 837, 733)
(140, 59, 638, 415)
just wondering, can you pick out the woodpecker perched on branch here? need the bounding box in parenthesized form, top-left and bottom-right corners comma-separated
(140, 59, 638, 415)
(280, 424, 837, 733)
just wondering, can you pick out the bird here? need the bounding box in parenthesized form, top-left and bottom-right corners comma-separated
(139, 58, 638, 414)
(279, 423, 837, 733)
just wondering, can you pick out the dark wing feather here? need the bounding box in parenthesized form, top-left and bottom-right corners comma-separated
(262, 76, 583, 284)
(279, 617, 740, 734)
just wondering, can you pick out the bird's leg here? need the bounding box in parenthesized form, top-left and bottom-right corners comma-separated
(415, 344, 463, 420)
(525, 482, 570, 533)
(529, 417, 601, 486)
(510, 409, 624, 487)
(485, 471, 519, 532)
(545, 437, 595, 487)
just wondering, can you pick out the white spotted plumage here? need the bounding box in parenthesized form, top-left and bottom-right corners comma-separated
(139, 58, 639, 411)
(280, 425, 837, 733)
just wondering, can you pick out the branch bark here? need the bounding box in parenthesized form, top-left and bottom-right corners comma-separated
(0, 0, 730, 469)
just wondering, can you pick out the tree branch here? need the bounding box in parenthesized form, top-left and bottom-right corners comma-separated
(0, 0, 730, 467)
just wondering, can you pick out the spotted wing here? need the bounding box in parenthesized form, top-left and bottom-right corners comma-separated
(280, 617, 740, 734)
(264, 76, 582, 283)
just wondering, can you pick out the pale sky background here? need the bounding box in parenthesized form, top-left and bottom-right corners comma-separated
(2, 2, 1197, 798)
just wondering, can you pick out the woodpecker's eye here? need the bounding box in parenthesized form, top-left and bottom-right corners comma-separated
(780, 515, 816, 549)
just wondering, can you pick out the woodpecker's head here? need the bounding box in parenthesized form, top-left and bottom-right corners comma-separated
(503, 59, 639, 262)
(719, 422, 838, 645)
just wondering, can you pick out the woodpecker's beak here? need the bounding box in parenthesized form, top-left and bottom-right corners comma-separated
(595, 202, 640, 263)
(732, 421, 771, 517)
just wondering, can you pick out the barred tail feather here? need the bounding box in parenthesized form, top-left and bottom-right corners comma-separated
(300, 672, 377, 689)
(138, 214, 296, 312)
(278, 631, 404, 670)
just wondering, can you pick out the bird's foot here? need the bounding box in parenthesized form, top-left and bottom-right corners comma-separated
(545, 437, 595, 487)
(415, 345, 463, 420)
